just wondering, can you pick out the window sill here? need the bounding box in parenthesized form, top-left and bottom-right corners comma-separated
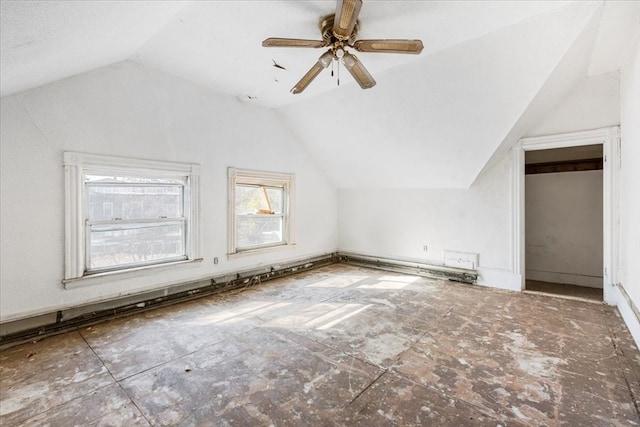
(227, 243, 296, 260)
(63, 258, 203, 290)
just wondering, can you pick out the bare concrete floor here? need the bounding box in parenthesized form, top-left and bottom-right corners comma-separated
(1, 264, 639, 426)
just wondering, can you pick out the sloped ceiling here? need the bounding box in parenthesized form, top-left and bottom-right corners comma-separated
(1, 1, 637, 189)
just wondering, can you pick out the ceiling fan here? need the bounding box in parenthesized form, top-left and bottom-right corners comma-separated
(262, 0, 424, 94)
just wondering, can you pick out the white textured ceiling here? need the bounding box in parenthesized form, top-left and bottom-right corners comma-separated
(0, 1, 184, 97)
(1, 0, 638, 189)
(1, 0, 582, 104)
(131, 0, 574, 108)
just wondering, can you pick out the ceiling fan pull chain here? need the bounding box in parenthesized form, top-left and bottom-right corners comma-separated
(337, 59, 340, 86)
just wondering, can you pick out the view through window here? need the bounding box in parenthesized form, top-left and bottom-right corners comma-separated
(85, 175, 187, 272)
(228, 168, 295, 255)
(235, 184, 284, 249)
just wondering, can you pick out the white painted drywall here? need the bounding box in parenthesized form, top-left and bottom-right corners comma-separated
(617, 35, 640, 346)
(474, 5, 603, 183)
(338, 155, 516, 290)
(526, 72, 620, 137)
(0, 61, 338, 322)
(525, 170, 603, 288)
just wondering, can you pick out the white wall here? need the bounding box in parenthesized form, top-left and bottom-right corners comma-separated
(336, 52, 624, 295)
(526, 72, 620, 137)
(617, 37, 640, 345)
(338, 155, 516, 290)
(0, 61, 338, 322)
(525, 170, 603, 288)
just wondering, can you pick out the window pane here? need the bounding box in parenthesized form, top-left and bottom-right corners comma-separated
(88, 222, 185, 270)
(236, 216, 283, 248)
(87, 183, 183, 220)
(236, 185, 283, 214)
(266, 187, 283, 213)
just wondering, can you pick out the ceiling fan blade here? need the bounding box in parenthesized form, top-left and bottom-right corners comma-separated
(262, 38, 326, 48)
(333, 0, 362, 41)
(291, 50, 334, 94)
(341, 52, 376, 89)
(353, 39, 424, 54)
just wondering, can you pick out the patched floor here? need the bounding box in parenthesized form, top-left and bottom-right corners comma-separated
(1, 264, 639, 426)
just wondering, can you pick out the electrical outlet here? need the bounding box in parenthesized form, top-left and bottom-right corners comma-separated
(423, 245, 428, 252)
(213, 257, 219, 265)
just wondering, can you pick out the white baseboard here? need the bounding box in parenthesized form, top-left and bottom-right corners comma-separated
(612, 284, 640, 350)
(477, 267, 522, 292)
(526, 269, 603, 288)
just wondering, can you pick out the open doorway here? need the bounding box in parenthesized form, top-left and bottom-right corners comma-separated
(524, 145, 603, 301)
(513, 127, 619, 305)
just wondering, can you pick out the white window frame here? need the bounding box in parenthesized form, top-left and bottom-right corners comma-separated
(64, 152, 200, 282)
(228, 168, 295, 257)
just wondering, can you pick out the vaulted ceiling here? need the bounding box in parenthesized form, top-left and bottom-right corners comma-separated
(1, 1, 638, 188)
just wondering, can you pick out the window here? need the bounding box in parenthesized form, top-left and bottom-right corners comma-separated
(228, 168, 295, 255)
(64, 152, 200, 280)
(85, 175, 186, 272)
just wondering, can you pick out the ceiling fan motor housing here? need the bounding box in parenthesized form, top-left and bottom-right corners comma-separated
(321, 14, 359, 46)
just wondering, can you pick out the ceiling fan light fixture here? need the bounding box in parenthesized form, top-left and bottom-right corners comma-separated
(318, 50, 334, 68)
(342, 52, 376, 89)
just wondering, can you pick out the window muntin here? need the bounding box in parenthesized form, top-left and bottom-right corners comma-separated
(228, 169, 295, 255)
(84, 174, 188, 272)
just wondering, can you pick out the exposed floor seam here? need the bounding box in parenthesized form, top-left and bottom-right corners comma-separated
(111, 336, 232, 382)
(266, 326, 383, 376)
(390, 369, 513, 426)
(606, 316, 640, 418)
(78, 330, 153, 426)
(345, 369, 388, 408)
(10, 333, 119, 425)
(394, 305, 455, 361)
(383, 304, 519, 424)
(341, 305, 458, 411)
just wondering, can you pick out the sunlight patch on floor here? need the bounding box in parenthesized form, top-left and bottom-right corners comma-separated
(359, 281, 410, 290)
(197, 301, 292, 325)
(264, 303, 372, 330)
(307, 275, 370, 288)
(379, 275, 420, 283)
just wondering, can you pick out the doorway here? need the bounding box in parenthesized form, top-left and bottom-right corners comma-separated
(524, 145, 603, 301)
(511, 127, 620, 305)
